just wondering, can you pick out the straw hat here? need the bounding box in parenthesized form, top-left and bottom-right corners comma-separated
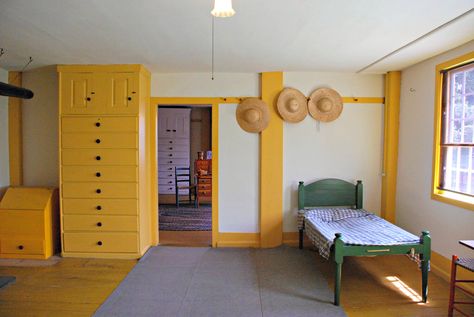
(308, 88, 343, 122)
(236, 98, 270, 133)
(277, 88, 308, 123)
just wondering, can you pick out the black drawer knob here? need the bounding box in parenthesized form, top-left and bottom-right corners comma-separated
(97, 241, 103, 246)
(169, 141, 172, 144)
(169, 187, 172, 190)
(96, 189, 102, 194)
(166, 129, 171, 132)
(96, 205, 102, 210)
(169, 147, 173, 150)
(127, 97, 132, 101)
(168, 154, 173, 157)
(18, 245, 24, 250)
(168, 168, 172, 170)
(169, 174, 172, 177)
(168, 161, 173, 163)
(96, 139, 101, 144)
(97, 222, 102, 227)
(96, 172, 101, 177)
(95, 122, 101, 127)
(96, 156, 101, 161)
(172, 129, 176, 132)
(86, 97, 91, 101)
(168, 181, 172, 184)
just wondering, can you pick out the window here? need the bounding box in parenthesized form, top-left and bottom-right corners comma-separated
(433, 52, 474, 209)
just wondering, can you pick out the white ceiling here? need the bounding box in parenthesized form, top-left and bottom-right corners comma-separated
(0, 0, 473, 74)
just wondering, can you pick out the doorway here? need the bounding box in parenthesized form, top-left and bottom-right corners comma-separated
(157, 105, 213, 246)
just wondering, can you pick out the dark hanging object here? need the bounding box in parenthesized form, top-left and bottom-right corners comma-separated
(0, 82, 34, 99)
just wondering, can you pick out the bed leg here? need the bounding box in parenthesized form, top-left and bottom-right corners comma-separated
(334, 233, 344, 306)
(299, 229, 304, 250)
(420, 231, 431, 303)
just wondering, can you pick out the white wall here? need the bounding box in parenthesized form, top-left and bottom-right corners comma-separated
(218, 103, 259, 232)
(397, 40, 474, 259)
(151, 73, 259, 97)
(22, 66, 58, 186)
(0, 68, 9, 196)
(283, 72, 385, 232)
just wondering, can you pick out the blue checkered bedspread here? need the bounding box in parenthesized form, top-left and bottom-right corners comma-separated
(298, 208, 420, 259)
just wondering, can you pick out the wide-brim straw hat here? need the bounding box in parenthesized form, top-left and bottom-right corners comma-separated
(277, 88, 308, 123)
(308, 88, 343, 122)
(236, 97, 270, 133)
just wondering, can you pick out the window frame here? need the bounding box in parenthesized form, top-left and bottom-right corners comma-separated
(432, 51, 474, 210)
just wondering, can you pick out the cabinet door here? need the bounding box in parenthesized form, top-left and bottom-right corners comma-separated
(158, 109, 190, 138)
(60, 73, 101, 114)
(107, 73, 139, 114)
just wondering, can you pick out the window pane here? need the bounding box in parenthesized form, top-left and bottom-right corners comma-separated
(460, 172, 468, 192)
(466, 70, 474, 94)
(454, 72, 464, 95)
(461, 147, 469, 169)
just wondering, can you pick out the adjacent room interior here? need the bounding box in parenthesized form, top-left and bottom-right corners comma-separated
(157, 105, 213, 246)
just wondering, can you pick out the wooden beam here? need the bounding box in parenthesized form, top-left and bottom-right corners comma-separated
(260, 72, 284, 248)
(8, 71, 23, 186)
(381, 71, 401, 223)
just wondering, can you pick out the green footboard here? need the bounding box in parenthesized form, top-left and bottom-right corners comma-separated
(297, 179, 431, 306)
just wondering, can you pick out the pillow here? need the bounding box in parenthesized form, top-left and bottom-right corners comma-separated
(330, 208, 370, 221)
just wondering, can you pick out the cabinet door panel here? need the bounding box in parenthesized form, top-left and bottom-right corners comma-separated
(61, 73, 102, 114)
(107, 73, 139, 114)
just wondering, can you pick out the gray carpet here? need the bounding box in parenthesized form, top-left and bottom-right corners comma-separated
(94, 246, 346, 317)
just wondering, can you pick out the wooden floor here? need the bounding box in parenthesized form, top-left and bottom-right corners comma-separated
(159, 230, 212, 247)
(0, 250, 468, 316)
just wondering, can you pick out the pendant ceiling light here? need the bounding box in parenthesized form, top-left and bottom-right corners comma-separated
(211, 0, 235, 18)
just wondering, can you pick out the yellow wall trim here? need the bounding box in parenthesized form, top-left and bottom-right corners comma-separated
(260, 72, 284, 248)
(152, 97, 245, 105)
(431, 51, 474, 211)
(216, 233, 260, 248)
(431, 250, 474, 293)
(8, 71, 23, 186)
(341, 97, 384, 104)
(381, 71, 401, 223)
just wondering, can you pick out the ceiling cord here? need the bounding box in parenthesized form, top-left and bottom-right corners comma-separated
(211, 16, 215, 80)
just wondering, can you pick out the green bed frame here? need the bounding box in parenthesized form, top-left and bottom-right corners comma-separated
(298, 178, 431, 306)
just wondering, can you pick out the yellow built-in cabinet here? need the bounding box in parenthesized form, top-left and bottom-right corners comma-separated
(58, 65, 153, 259)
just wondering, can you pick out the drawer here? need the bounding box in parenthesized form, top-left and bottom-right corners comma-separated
(159, 185, 175, 194)
(198, 177, 212, 184)
(158, 164, 176, 173)
(197, 184, 211, 191)
(158, 151, 189, 159)
(62, 166, 138, 182)
(159, 178, 175, 186)
(197, 190, 212, 196)
(1, 238, 44, 255)
(158, 158, 190, 166)
(63, 232, 138, 253)
(62, 149, 138, 165)
(0, 210, 44, 236)
(158, 144, 188, 153)
(62, 116, 138, 133)
(158, 171, 175, 179)
(62, 133, 138, 149)
(62, 182, 138, 198)
(62, 198, 138, 215)
(158, 138, 189, 146)
(63, 215, 138, 232)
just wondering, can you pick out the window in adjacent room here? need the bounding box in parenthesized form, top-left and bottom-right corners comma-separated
(433, 52, 474, 209)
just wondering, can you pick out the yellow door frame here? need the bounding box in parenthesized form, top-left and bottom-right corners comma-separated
(150, 97, 242, 247)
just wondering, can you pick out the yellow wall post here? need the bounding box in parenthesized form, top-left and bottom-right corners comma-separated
(381, 71, 401, 223)
(8, 71, 23, 186)
(260, 72, 283, 248)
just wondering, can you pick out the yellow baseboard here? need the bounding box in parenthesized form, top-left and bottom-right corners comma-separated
(283, 232, 299, 246)
(216, 233, 260, 248)
(431, 250, 474, 292)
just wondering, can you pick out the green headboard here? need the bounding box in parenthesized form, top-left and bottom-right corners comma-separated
(298, 178, 363, 210)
